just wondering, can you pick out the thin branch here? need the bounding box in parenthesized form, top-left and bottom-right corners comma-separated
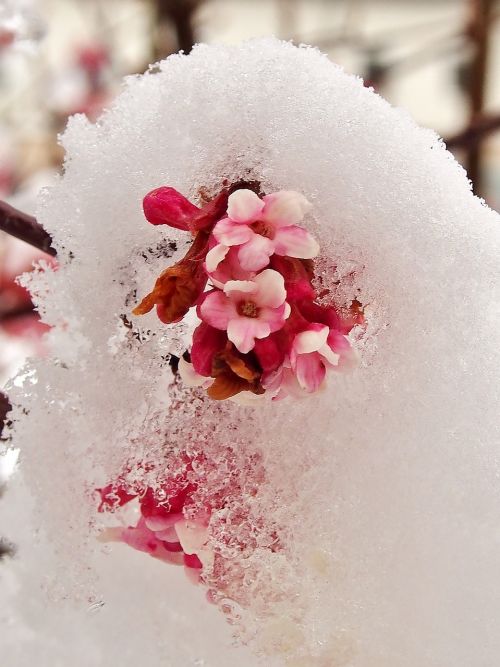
(445, 113, 500, 149)
(0, 391, 11, 439)
(0, 200, 56, 257)
(465, 0, 494, 194)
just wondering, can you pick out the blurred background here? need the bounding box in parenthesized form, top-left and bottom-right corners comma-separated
(0, 0, 499, 545)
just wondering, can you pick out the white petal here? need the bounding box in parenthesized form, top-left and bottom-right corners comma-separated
(227, 189, 265, 223)
(178, 357, 211, 388)
(205, 243, 230, 273)
(174, 519, 209, 555)
(262, 190, 312, 227)
(224, 279, 258, 301)
(318, 344, 340, 367)
(273, 225, 320, 259)
(293, 325, 329, 354)
(253, 269, 286, 308)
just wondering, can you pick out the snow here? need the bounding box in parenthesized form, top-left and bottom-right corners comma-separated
(1, 37, 500, 666)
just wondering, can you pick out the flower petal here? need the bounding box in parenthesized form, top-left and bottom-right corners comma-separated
(259, 304, 289, 333)
(227, 316, 270, 354)
(274, 225, 320, 259)
(224, 279, 258, 297)
(261, 191, 312, 227)
(293, 324, 329, 355)
(190, 322, 227, 376)
(174, 519, 209, 555)
(253, 269, 287, 308)
(254, 336, 285, 372)
(213, 217, 253, 246)
(178, 357, 212, 387)
(294, 352, 326, 392)
(207, 372, 251, 400)
(318, 344, 340, 367)
(199, 291, 237, 330)
(227, 188, 265, 223)
(237, 235, 275, 271)
(143, 186, 200, 229)
(205, 243, 229, 273)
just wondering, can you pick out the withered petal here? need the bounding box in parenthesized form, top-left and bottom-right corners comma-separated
(207, 373, 250, 400)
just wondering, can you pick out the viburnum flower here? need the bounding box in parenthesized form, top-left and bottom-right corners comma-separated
(132, 180, 361, 401)
(98, 473, 212, 585)
(209, 188, 319, 272)
(199, 269, 290, 354)
(289, 324, 342, 392)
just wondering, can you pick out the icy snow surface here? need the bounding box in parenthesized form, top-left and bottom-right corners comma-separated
(1, 38, 500, 666)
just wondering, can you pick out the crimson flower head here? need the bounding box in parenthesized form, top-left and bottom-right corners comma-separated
(133, 183, 362, 401)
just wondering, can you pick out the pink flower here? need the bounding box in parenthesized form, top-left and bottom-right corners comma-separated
(210, 189, 319, 272)
(199, 269, 290, 354)
(204, 242, 255, 288)
(98, 475, 212, 583)
(289, 324, 343, 392)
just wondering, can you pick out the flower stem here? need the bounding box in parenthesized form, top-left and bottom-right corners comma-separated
(0, 200, 56, 257)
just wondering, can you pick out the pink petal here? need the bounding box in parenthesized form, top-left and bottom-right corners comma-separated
(227, 316, 270, 354)
(190, 322, 227, 376)
(253, 269, 287, 308)
(259, 304, 289, 333)
(273, 225, 320, 259)
(199, 291, 237, 330)
(174, 519, 209, 555)
(213, 217, 253, 246)
(205, 243, 229, 273)
(293, 325, 329, 355)
(144, 513, 182, 532)
(155, 526, 181, 542)
(227, 189, 264, 223)
(224, 279, 258, 296)
(143, 186, 199, 229)
(210, 246, 256, 287)
(122, 521, 161, 555)
(261, 191, 312, 227)
(254, 336, 285, 371)
(294, 352, 326, 392)
(327, 331, 358, 371)
(237, 234, 275, 271)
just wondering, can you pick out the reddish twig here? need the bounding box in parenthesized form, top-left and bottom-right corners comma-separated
(0, 200, 56, 257)
(465, 0, 494, 194)
(0, 391, 11, 438)
(155, 0, 201, 57)
(445, 113, 500, 149)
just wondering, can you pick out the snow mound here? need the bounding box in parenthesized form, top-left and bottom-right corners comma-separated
(2, 38, 500, 666)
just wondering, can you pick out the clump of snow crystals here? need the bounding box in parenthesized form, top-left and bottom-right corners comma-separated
(2, 38, 500, 666)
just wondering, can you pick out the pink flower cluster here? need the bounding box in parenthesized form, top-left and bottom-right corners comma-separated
(98, 462, 211, 585)
(134, 183, 362, 401)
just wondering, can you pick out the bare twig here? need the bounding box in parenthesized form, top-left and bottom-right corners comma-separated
(465, 0, 494, 194)
(0, 391, 11, 439)
(0, 200, 56, 257)
(154, 0, 200, 58)
(445, 113, 500, 149)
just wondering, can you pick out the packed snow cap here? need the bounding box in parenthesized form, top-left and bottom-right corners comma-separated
(2, 38, 500, 667)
